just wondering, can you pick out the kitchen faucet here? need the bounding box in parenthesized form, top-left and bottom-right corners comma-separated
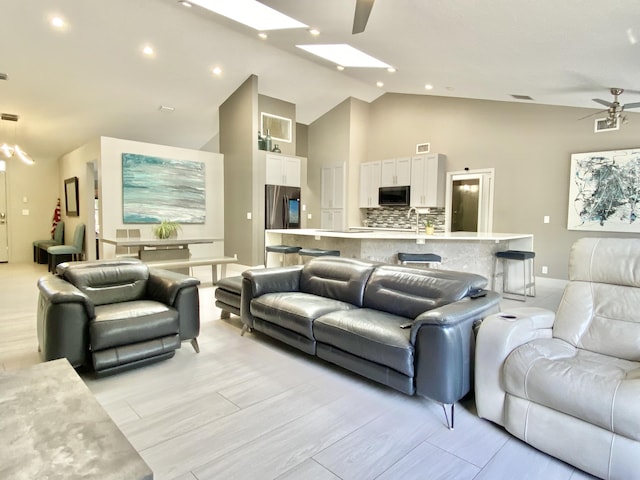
(407, 207, 420, 234)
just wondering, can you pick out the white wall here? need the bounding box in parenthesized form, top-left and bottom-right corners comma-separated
(98, 137, 224, 259)
(4, 156, 59, 263)
(59, 139, 100, 260)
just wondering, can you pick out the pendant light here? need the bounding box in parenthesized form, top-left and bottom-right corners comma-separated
(1, 113, 34, 165)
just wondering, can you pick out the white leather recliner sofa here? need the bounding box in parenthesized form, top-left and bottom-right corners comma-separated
(475, 237, 640, 480)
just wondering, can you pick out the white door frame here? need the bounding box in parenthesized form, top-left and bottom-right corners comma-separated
(445, 168, 495, 233)
(0, 167, 7, 262)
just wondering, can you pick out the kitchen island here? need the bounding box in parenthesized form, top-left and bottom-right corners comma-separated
(265, 228, 533, 290)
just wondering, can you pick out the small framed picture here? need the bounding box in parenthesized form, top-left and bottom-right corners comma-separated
(64, 177, 79, 216)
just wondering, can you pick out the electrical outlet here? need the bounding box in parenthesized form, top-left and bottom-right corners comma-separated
(416, 238, 425, 245)
(542, 266, 548, 274)
(543, 215, 550, 224)
(307, 213, 312, 219)
(246, 212, 252, 220)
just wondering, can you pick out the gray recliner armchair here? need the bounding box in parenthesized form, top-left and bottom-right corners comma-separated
(475, 238, 640, 479)
(37, 258, 200, 376)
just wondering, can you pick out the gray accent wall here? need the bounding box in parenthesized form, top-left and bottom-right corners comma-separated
(220, 75, 307, 266)
(220, 75, 257, 264)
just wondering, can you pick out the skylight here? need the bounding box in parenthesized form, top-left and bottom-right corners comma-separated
(189, 0, 307, 31)
(296, 44, 391, 68)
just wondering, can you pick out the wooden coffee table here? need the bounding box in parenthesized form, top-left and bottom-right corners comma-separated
(0, 359, 152, 479)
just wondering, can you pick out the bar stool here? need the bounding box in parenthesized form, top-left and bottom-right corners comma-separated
(265, 245, 301, 267)
(398, 252, 442, 268)
(298, 248, 340, 263)
(493, 250, 536, 301)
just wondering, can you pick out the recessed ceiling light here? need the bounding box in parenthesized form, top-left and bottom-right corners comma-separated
(51, 16, 65, 28)
(158, 105, 175, 113)
(296, 44, 391, 68)
(309, 28, 320, 36)
(376, 81, 384, 88)
(142, 45, 154, 56)
(424, 84, 433, 90)
(387, 67, 396, 73)
(258, 32, 268, 39)
(179, 1, 193, 7)
(336, 65, 345, 71)
(212, 66, 222, 75)
(188, 0, 307, 31)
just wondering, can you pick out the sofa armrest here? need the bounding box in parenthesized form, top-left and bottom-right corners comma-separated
(147, 269, 201, 341)
(410, 291, 501, 405)
(240, 266, 303, 329)
(474, 307, 555, 425)
(36, 276, 94, 367)
(242, 266, 303, 297)
(37, 275, 94, 318)
(147, 268, 200, 305)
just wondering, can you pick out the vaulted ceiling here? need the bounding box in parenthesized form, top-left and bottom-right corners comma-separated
(3, 0, 640, 161)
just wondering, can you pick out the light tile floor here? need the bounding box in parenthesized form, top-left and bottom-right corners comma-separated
(0, 262, 596, 480)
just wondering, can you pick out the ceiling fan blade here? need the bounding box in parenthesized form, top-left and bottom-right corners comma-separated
(623, 102, 640, 109)
(352, 0, 375, 34)
(592, 98, 613, 108)
(577, 109, 606, 121)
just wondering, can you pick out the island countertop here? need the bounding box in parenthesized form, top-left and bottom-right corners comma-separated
(265, 228, 534, 287)
(266, 228, 532, 242)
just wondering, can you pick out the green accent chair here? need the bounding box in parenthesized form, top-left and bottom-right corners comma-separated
(47, 223, 85, 271)
(33, 221, 65, 264)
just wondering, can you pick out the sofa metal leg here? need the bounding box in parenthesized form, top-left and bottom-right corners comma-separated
(190, 338, 200, 353)
(442, 403, 455, 430)
(241, 325, 252, 336)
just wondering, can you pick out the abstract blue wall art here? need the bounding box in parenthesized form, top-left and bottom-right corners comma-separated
(122, 153, 206, 224)
(568, 148, 640, 232)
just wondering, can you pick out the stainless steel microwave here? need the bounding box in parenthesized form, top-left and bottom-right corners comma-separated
(378, 186, 410, 206)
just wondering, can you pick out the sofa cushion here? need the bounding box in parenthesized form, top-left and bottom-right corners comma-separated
(314, 308, 414, 377)
(362, 266, 479, 318)
(554, 281, 640, 361)
(503, 337, 640, 442)
(60, 259, 149, 306)
(299, 257, 375, 307)
(250, 292, 356, 340)
(91, 300, 179, 351)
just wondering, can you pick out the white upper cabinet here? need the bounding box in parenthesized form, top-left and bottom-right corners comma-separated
(359, 161, 381, 208)
(265, 154, 300, 187)
(410, 153, 446, 207)
(380, 157, 411, 186)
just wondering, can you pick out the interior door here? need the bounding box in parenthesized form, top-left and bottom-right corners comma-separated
(451, 178, 481, 232)
(0, 170, 8, 262)
(445, 169, 494, 233)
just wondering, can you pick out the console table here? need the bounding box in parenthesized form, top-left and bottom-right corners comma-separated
(0, 359, 152, 479)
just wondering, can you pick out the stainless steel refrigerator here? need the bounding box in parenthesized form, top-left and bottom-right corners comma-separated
(265, 185, 301, 229)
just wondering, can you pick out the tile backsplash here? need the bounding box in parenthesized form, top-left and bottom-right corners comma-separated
(363, 206, 445, 231)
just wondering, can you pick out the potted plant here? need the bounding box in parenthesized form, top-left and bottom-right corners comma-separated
(153, 220, 181, 240)
(425, 219, 435, 235)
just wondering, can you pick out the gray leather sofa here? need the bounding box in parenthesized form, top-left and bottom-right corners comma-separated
(475, 237, 640, 479)
(37, 258, 200, 376)
(241, 256, 500, 427)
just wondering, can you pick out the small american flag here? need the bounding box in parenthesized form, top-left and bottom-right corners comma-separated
(51, 198, 61, 238)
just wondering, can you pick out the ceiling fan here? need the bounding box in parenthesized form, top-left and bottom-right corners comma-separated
(591, 88, 640, 127)
(352, 0, 375, 34)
